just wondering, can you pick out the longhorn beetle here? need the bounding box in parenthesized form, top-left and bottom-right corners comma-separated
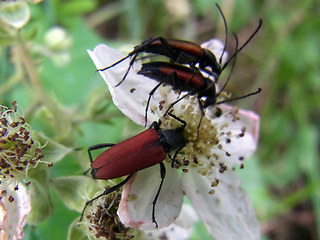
(80, 113, 187, 228)
(96, 4, 229, 86)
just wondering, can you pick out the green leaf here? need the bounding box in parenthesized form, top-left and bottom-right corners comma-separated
(27, 178, 55, 225)
(68, 218, 89, 240)
(62, 0, 97, 15)
(50, 176, 106, 212)
(34, 131, 73, 164)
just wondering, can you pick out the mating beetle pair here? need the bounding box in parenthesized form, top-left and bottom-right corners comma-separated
(97, 17, 262, 129)
(98, 3, 228, 87)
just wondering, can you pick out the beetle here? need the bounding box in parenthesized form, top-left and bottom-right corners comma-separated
(96, 4, 229, 86)
(80, 113, 187, 228)
(138, 61, 218, 127)
(138, 61, 261, 135)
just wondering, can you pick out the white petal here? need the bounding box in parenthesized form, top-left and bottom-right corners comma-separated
(236, 107, 260, 144)
(118, 164, 183, 230)
(201, 39, 228, 64)
(0, 183, 31, 240)
(88, 44, 167, 126)
(140, 204, 199, 240)
(182, 170, 260, 240)
(208, 105, 259, 167)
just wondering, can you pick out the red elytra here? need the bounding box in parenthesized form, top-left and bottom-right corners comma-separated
(138, 61, 217, 105)
(81, 117, 187, 228)
(96, 35, 222, 87)
(91, 129, 167, 179)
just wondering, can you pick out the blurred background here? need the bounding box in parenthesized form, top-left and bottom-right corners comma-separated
(0, 0, 319, 239)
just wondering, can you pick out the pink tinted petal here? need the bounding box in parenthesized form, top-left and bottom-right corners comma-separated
(0, 201, 8, 233)
(0, 184, 31, 240)
(182, 170, 260, 240)
(201, 39, 228, 64)
(118, 164, 183, 230)
(221, 104, 260, 144)
(208, 105, 259, 167)
(88, 44, 165, 126)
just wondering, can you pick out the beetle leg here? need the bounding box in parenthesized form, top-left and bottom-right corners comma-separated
(80, 173, 134, 221)
(158, 37, 176, 61)
(162, 92, 190, 118)
(170, 145, 185, 168)
(145, 78, 168, 126)
(149, 121, 161, 130)
(151, 162, 166, 228)
(145, 69, 182, 126)
(88, 143, 116, 164)
(115, 53, 139, 87)
(167, 112, 186, 129)
(196, 98, 205, 139)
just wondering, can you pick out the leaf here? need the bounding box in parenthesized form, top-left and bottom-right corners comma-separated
(34, 131, 73, 164)
(50, 175, 106, 212)
(27, 177, 55, 225)
(67, 218, 89, 240)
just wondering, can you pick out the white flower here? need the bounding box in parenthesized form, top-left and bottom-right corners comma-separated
(88, 39, 260, 240)
(0, 102, 44, 240)
(0, 182, 31, 240)
(0, 102, 44, 184)
(139, 204, 199, 240)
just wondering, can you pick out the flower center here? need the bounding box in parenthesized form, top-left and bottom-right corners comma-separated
(0, 103, 44, 185)
(85, 188, 134, 240)
(160, 95, 246, 177)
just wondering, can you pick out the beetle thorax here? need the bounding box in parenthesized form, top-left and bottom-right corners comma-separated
(158, 129, 186, 153)
(201, 49, 221, 75)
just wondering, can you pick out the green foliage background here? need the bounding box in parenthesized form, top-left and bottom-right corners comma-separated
(0, 0, 319, 239)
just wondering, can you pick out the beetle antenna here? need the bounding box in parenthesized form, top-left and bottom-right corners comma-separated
(221, 19, 262, 72)
(167, 112, 187, 129)
(218, 33, 238, 95)
(96, 56, 131, 72)
(215, 3, 228, 65)
(216, 88, 262, 104)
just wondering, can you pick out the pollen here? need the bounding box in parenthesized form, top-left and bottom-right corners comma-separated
(0, 102, 44, 187)
(159, 95, 247, 178)
(85, 189, 134, 240)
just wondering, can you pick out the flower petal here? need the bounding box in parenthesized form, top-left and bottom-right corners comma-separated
(208, 105, 259, 167)
(118, 164, 183, 230)
(140, 204, 199, 240)
(182, 170, 260, 240)
(0, 183, 31, 240)
(88, 45, 167, 126)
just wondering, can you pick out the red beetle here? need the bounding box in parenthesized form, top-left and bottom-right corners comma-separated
(81, 114, 187, 228)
